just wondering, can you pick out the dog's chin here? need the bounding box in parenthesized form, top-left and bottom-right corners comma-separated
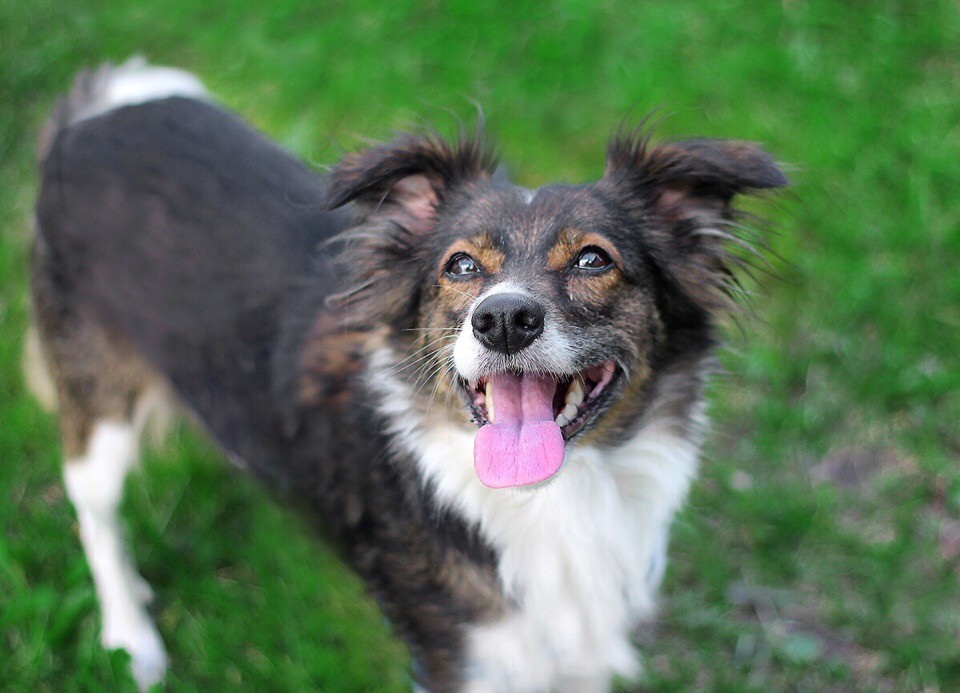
(453, 361, 621, 489)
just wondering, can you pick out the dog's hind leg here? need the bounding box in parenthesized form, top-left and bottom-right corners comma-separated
(64, 419, 167, 689)
(32, 305, 172, 690)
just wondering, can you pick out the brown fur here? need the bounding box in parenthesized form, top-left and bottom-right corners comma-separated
(298, 312, 382, 409)
(544, 227, 581, 271)
(30, 304, 160, 457)
(441, 234, 505, 278)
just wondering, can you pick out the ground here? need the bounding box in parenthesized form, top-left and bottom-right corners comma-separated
(1, 0, 959, 690)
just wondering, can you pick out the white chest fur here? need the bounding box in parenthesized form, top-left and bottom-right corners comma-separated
(371, 354, 703, 691)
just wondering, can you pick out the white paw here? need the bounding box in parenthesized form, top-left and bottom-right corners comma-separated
(101, 613, 168, 691)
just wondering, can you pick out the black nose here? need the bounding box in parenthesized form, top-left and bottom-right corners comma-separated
(471, 293, 545, 355)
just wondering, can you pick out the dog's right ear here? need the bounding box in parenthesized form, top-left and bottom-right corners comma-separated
(327, 132, 498, 233)
(325, 132, 497, 326)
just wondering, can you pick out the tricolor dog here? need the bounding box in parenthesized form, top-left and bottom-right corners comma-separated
(25, 60, 787, 690)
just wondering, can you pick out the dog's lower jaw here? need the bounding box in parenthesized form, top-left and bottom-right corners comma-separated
(367, 347, 706, 690)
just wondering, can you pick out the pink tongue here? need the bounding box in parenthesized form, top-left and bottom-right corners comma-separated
(474, 373, 566, 488)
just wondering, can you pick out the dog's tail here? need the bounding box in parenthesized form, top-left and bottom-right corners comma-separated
(37, 56, 208, 162)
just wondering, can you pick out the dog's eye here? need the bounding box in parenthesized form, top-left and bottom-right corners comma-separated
(445, 253, 481, 278)
(574, 246, 613, 271)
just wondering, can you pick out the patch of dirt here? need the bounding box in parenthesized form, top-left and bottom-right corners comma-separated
(810, 445, 905, 490)
(939, 519, 960, 565)
(725, 580, 889, 685)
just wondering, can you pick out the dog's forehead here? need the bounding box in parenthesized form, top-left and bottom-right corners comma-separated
(447, 183, 617, 259)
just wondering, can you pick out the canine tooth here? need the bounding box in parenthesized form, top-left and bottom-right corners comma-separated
(566, 380, 584, 406)
(555, 413, 569, 427)
(485, 380, 494, 423)
(561, 402, 578, 420)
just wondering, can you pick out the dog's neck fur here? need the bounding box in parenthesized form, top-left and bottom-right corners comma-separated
(367, 346, 706, 689)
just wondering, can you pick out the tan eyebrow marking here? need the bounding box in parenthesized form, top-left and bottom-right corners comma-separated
(546, 229, 624, 272)
(546, 227, 583, 271)
(440, 233, 505, 278)
(578, 231, 624, 269)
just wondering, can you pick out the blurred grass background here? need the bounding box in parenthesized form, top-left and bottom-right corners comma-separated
(2, 0, 959, 689)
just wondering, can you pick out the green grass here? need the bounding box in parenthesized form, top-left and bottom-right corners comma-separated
(2, 0, 959, 689)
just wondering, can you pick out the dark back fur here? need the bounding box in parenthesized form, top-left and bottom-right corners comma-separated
(34, 96, 786, 689)
(35, 98, 505, 690)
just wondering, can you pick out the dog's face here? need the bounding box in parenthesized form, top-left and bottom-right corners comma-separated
(328, 128, 786, 488)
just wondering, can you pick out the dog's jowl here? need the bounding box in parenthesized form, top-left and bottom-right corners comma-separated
(27, 59, 786, 691)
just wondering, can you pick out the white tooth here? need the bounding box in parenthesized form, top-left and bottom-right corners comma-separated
(485, 380, 494, 423)
(566, 380, 584, 407)
(561, 402, 578, 420)
(555, 413, 569, 427)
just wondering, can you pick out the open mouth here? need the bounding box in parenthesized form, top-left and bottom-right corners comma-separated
(457, 361, 620, 489)
(461, 361, 619, 439)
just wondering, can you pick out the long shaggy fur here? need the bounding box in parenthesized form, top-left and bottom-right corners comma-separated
(27, 61, 787, 691)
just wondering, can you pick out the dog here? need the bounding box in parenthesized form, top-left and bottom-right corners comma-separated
(25, 59, 786, 691)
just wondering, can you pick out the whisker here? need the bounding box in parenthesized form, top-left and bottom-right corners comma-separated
(411, 344, 457, 401)
(436, 284, 478, 302)
(412, 359, 451, 402)
(425, 360, 459, 418)
(395, 344, 447, 371)
(394, 334, 456, 368)
(408, 350, 451, 384)
(397, 343, 456, 378)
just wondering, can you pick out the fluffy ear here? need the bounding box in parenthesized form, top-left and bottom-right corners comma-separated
(327, 132, 498, 232)
(604, 130, 788, 315)
(326, 131, 497, 326)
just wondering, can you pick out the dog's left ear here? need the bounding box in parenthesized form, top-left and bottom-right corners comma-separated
(605, 136, 788, 204)
(603, 132, 788, 314)
(326, 132, 497, 326)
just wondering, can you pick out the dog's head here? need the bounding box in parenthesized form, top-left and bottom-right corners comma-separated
(326, 125, 786, 488)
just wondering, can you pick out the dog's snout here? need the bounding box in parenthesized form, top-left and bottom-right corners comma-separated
(471, 293, 545, 355)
